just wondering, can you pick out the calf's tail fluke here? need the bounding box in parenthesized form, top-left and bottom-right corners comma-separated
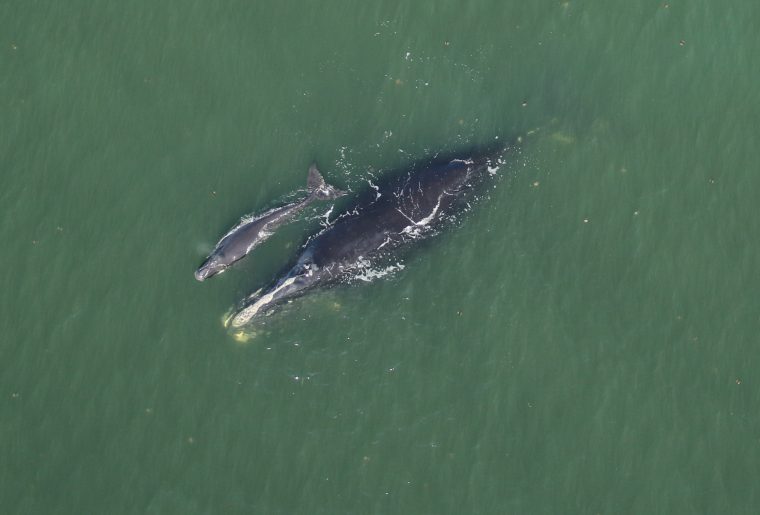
(307, 163, 346, 200)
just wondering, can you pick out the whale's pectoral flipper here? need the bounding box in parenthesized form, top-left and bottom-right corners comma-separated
(308, 163, 346, 200)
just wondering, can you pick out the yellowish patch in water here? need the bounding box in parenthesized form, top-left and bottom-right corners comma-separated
(232, 331, 254, 345)
(550, 131, 575, 144)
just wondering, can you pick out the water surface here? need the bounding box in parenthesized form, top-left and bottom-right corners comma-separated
(2, 1, 760, 513)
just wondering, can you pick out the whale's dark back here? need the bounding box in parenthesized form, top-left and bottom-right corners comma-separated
(306, 143, 507, 273)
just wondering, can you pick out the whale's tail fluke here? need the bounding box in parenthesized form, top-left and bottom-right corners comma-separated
(307, 163, 346, 200)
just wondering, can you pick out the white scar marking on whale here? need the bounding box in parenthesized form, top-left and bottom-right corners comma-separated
(395, 207, 416, 225)
(377, 236, 392, 250)
(367, 179, 381, 200)
(231, 276, 298, 326)
(399, 193, 444, 237)
(415, 194, 443, 226)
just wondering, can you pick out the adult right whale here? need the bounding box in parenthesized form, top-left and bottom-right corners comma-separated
(227, 142, 510, 327)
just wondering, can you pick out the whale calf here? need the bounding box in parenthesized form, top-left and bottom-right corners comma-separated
(195, 164, 344, 281)
(227, 143, 509, 327)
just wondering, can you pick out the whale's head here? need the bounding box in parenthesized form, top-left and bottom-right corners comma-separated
(227, 256, 326, 327)
(194, 256, 227, 282)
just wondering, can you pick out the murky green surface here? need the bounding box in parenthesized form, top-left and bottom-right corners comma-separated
(2, 1, 760, 513)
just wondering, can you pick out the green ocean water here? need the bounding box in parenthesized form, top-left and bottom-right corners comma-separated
(2, 1, 760, 513)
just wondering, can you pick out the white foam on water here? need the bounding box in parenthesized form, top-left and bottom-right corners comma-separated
(349, 256, 405, 283)
(488, 157, 506, 176)
(320, 205, 335, 227)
